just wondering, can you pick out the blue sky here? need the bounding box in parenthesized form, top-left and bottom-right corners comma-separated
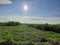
(0, 0, 60, 17)
(0, 0, 60, 24)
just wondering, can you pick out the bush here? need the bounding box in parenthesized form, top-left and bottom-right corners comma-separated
(0, 21, 20, 26)
(5, 21, 20, 26)
(40, 38, 47, 42)
(28, 23, 60, 33)
(27, 41, 35, 45)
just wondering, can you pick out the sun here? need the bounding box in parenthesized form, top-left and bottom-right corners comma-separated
(23, 5, 28, 11)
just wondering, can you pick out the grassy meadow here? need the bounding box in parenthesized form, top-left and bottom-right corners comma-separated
(0, 22, 60, 45)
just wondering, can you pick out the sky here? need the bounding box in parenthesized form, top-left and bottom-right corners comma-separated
(0, 0, 60, 24)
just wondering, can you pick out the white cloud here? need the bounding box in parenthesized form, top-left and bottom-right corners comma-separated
(0, 15, 60, 24)
(0, 0, 12, 4)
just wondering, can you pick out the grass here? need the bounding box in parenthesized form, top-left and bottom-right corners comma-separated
(0, 25, 60, 45)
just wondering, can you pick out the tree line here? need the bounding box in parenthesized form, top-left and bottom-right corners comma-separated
(28, 23, 60, 33)
(0, 21, 60, 33)
(0, 21, 20, 26)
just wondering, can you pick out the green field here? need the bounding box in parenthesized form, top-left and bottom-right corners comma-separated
(0, 24, 60, 45)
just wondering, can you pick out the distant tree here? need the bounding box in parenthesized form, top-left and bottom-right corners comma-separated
(5, 21, 20, 26)
(28, 23, 60, 33)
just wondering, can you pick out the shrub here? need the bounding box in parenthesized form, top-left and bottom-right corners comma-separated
(0, 21, 20, 26)
(5, 21, 20, 26)
(28, 23, 60, 33)
(27, 41, 35, 45)
(40, 38, 47, 42)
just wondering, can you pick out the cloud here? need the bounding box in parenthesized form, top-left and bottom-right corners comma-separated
(0, 15, 60, 24)
(0, 0, 12, 4)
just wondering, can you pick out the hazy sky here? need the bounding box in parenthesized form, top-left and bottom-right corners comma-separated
(0, 0, 60, 24)
(0, 0, 60, 17)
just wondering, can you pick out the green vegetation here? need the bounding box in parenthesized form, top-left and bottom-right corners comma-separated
(28, 23, 60, 33)
(0, 21, 20, 26)
(0, 21, 60, 45)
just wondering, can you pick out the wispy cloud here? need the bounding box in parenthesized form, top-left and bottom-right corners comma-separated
(0, 0, 12, 4)
(0, 15, 60, 24)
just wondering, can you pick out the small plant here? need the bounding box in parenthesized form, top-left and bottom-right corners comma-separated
(27, 40, 35, 45)
(21, 41, 35, 45)
(5, 33, 13, 45)
(40, 37, 47, 42)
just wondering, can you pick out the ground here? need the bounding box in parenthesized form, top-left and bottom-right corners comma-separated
(0, 25, 60, 45)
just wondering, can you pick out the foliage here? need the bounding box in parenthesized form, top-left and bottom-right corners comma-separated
(0, 21, 20, 26)
(28, 23, 60, 33)
(40, 37, 47, 42)
(0, 22, 60, 45)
